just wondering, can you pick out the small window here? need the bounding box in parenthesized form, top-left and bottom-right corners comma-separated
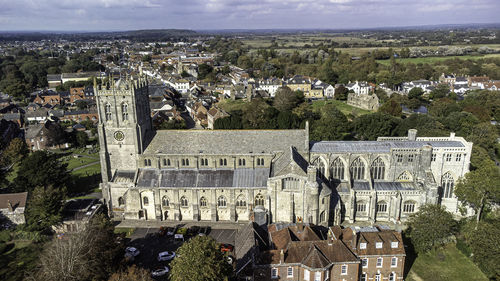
(314, 271, 321, 281)
(391, 257, 398, 267)
(118, 197, 124, 206)
(361, 273, 367, 281)
(375, 273, 381, 281)
(445, 153, 452, 161)
(341, 265, 347, 275)
(431, 153, 436, 162)
(455, 153, 462, 162)
(257, 158, 265, 166)
(143, 196, 149, 206)
(408, 154, 414, 163)
(304, 269, 310, 281)
(144, 159, 152, 166)
(396, 154, 403, 163)
(362, 258, 368, 267)
(287, 267, 293, 277)
(238, 158, 246, 166)
(376, 242, 383, 249)
(360, 242, 367, 249)
(271, 268, 278, 278)
(376, 201, 387, 213)
(376, 257, 383, 267)
(162, 196, 169, 207)
(200, 197, 208, 208)
(219, 158, 227, 166)
(217, 196, 227, 208)
(200, 158, 208, 166)
(389, 273, 396, 281)
(180, 196, 188, 208)
(181, 158, 190, 166)
(391, 241, 399, 248)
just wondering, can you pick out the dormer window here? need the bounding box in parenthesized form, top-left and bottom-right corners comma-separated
(376, 242, 383, 249)
(360, 242, 367, 249)
(391, 241, 399, 248)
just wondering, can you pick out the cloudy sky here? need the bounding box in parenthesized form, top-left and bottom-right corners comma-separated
(0, 0, 499, 31)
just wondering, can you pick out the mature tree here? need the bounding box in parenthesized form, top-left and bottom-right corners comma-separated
(463, 219, 500, 279)
(108, 265, 153, 281)
(276, 111, 300, 129)
(25, 185, 66, 232)
(378, 99, 402, 117)
(352, 113, 400, 140)
(310, 103, 350, 141)
(170, 236, 232, 281)
(334, 85, 348, 101)
(430, 83, 450, 99)
(408, 87, 424, 100)
(428, 98, 460, 117)
(466, 122, 499, 153)
(242, 98, 273, 128)
(36, 214, 123, 281)
(455, 159, 500, 224)
(75, 131, 89, 148)
(13, 150, 70, 192)
(198, 64, 214, 80)
(75, 100, 89, 110)
(273, 86, 304, 112)
(406, 204, 456, 253)
(45, 121, 67, 146)
(2, 138, 28, 166)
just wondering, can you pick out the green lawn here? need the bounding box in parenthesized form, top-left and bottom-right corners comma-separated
(71, 163, 101, 177)
(64, 156, 100, 170)
(377, 53, 500, 65)
(217, 99, 249, 113)
(0, 241, 42, 281)
(407, 244, 488, 281)
(311, 100, 373, 117)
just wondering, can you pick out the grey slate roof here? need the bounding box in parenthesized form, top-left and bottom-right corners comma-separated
(310, 140, 464, 153)
(144, 129, 307, 155)
(135, 168, 269, 188)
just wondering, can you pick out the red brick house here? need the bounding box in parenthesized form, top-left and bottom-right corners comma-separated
(69, 87, 85, 103)
(331, 226, 406, 281)
(254, 223, 360, 281)
(33, 92, 62, 106)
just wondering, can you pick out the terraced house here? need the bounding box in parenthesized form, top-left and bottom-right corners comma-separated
(96, 76, 472, 226)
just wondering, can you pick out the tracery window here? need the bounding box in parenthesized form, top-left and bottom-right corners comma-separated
(403, 201, 416, 213)
(442, 172, 454, 198)
(236, 195, 246, 207)
(105, 103, 112, 121)
(121, 103, 128, 121)
(217, 196, 227, 208)
(162, 196, 169, 207)
(180, 196, 188, 207)
(376, 201, 388, 213)
(371, 157, 385, 180)
(350, 157, 365, 180)
(255, 193, 265, 207)
(200, 197, 208, 208)
(356, 201, 367, 213)
(330, 157, 345, 180)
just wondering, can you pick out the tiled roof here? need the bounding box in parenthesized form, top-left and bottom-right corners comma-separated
(0, 192, 28, 209)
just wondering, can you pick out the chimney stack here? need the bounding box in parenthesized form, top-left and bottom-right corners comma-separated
(7, 200, 13, 212)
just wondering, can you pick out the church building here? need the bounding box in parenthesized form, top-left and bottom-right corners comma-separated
(96, 77, 472, 226)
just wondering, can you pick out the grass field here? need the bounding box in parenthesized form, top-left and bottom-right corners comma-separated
(406, 244, 488, 281)
(311, 100, 373, 116)
(217, 99, 249, 113)
(0, 241, 41, 281)
(376, 53, 500, 65)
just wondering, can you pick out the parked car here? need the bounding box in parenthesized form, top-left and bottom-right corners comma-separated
(174, 234, 184, 242)
(220, 244, 234, 252)
(151, 266, 169, 277)
(125, 247, 140, 257)
(157, 251, 176, 261)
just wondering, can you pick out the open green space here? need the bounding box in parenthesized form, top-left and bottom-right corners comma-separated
(217, 99, 249, 113)
(406, 244, 488, 281)
(311, 99, 373, 116)
(377, 53, 500, 65)
(0, 241, 42, 281)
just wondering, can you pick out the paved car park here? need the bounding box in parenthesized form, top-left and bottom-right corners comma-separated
(122, 225, 240, 280)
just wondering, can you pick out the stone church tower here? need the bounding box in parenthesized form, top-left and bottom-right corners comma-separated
(95, 77, 153, 184)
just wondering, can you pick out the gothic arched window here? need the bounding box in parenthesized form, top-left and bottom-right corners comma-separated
(162, 196, 169, 207)
(217, 196, 227, 208)
(200, 197, 208, 208)
(180, 196, 188, 207)
(319, 211, 326, 223)
(239, 158, 246, 166)
(350, 157, 365, 180)
(403, 201, 416, 213)
(255, 193, 265, 207)
(371, 157, 385, 180)
(314, 158, 326, 178)
(330, 158, 345, 180)
(236, 195, 246, 207)
(442, 172, 454, 198)
(376, 201, 388, 213)
(121, 103, 128, 121)
(143, 196, 149, 206)
(118, 197, 124, 206)
(105, 103, 112, 121)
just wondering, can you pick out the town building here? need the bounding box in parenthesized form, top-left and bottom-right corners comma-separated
(96, 77, 472, 227)
(0, 192, 28, 226)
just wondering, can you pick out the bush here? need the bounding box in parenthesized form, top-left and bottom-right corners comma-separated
(0, 242, 7, 254)
(0, 230, 11, 243)
(456, 238, 471, 258)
